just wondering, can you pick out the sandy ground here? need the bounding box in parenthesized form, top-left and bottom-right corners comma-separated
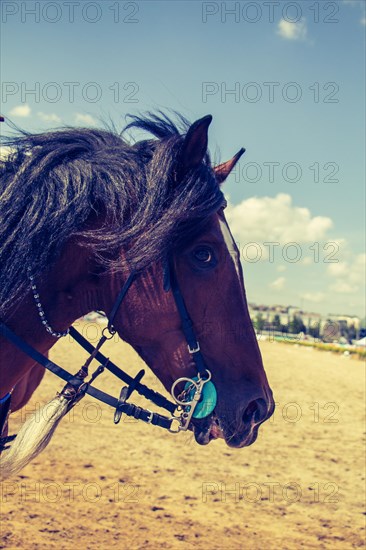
(0, 325, 365, 550)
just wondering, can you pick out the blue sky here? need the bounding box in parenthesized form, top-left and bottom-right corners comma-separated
(1, 0, 365, 316)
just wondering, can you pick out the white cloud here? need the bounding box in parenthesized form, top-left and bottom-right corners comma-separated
(9, 104, 31, 118)
(327, 253, 365, 294)
(342, 0, 366, 24)
(327, 262, 348, 278)
(226, 193, 333, 246)
(325, 238, 347, 250)
(329, 281, 355, 294)
(269, 277, 286, 290)
(302, 257, 313, 266)
(74, 113, 97, 126)
(38, 112, 61, 123)
(277, 18, 307, 41)
(300, 292, 325, 303)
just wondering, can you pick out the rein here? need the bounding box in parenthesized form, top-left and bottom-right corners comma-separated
(0, 261, 217, 446)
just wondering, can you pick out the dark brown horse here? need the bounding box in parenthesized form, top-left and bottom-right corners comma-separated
(0, 113, 274, 479)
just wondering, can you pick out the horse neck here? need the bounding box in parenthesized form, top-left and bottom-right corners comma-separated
(8, 240, 125, 350)
(0, 240, 127, 396)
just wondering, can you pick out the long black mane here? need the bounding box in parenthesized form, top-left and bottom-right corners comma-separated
(0, 113, 224, 315)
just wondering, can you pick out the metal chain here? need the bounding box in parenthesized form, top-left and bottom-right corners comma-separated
(28, 269, 69, 338)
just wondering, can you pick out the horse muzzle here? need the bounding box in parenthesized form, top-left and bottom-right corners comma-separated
(191, 394, 275, 447)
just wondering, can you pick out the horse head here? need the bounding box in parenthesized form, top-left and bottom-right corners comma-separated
(106, 115, 275, 447)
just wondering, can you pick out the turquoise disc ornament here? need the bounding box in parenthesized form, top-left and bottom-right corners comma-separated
(184, 377, 217, 419)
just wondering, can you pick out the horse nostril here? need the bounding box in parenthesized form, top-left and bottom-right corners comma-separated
(242, 398, 268, 424)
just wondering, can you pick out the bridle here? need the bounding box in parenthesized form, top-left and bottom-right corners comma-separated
(0, 259, 217, 447)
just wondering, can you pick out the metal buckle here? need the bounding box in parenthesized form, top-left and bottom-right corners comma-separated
(114, 386, 128, 424)
(102, 326, 116, 340)
(198, 370, 211, 382)
(168, 417, 182, 433)
(188, 342, 200, 354)
(145, 410, 154, 424)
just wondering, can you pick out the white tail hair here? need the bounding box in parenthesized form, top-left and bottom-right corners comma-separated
(0, 395, 70, 481)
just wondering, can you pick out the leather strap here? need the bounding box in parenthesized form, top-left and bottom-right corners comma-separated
(1, 323, 79, 385)
(0, 322, 174, 430)
(69, 326, 176, 413)
(0, 391, 11, 438)
(167, 261, 207, 376)
(107, 272, 137, 333)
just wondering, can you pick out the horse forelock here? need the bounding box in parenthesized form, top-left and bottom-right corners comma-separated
(0, 113, 224, 316)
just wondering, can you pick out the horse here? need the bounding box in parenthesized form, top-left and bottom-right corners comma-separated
(0, 113, 274, 480)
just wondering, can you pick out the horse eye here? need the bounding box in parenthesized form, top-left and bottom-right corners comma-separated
(193, 247, 213, 263)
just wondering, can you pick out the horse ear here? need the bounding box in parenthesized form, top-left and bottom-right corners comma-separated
(214, 148, 246, 184)
(177, 115, 212, 180)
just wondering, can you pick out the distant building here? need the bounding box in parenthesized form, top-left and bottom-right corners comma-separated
(326, 314, 361, 330)
(248, 302, 361, 339)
